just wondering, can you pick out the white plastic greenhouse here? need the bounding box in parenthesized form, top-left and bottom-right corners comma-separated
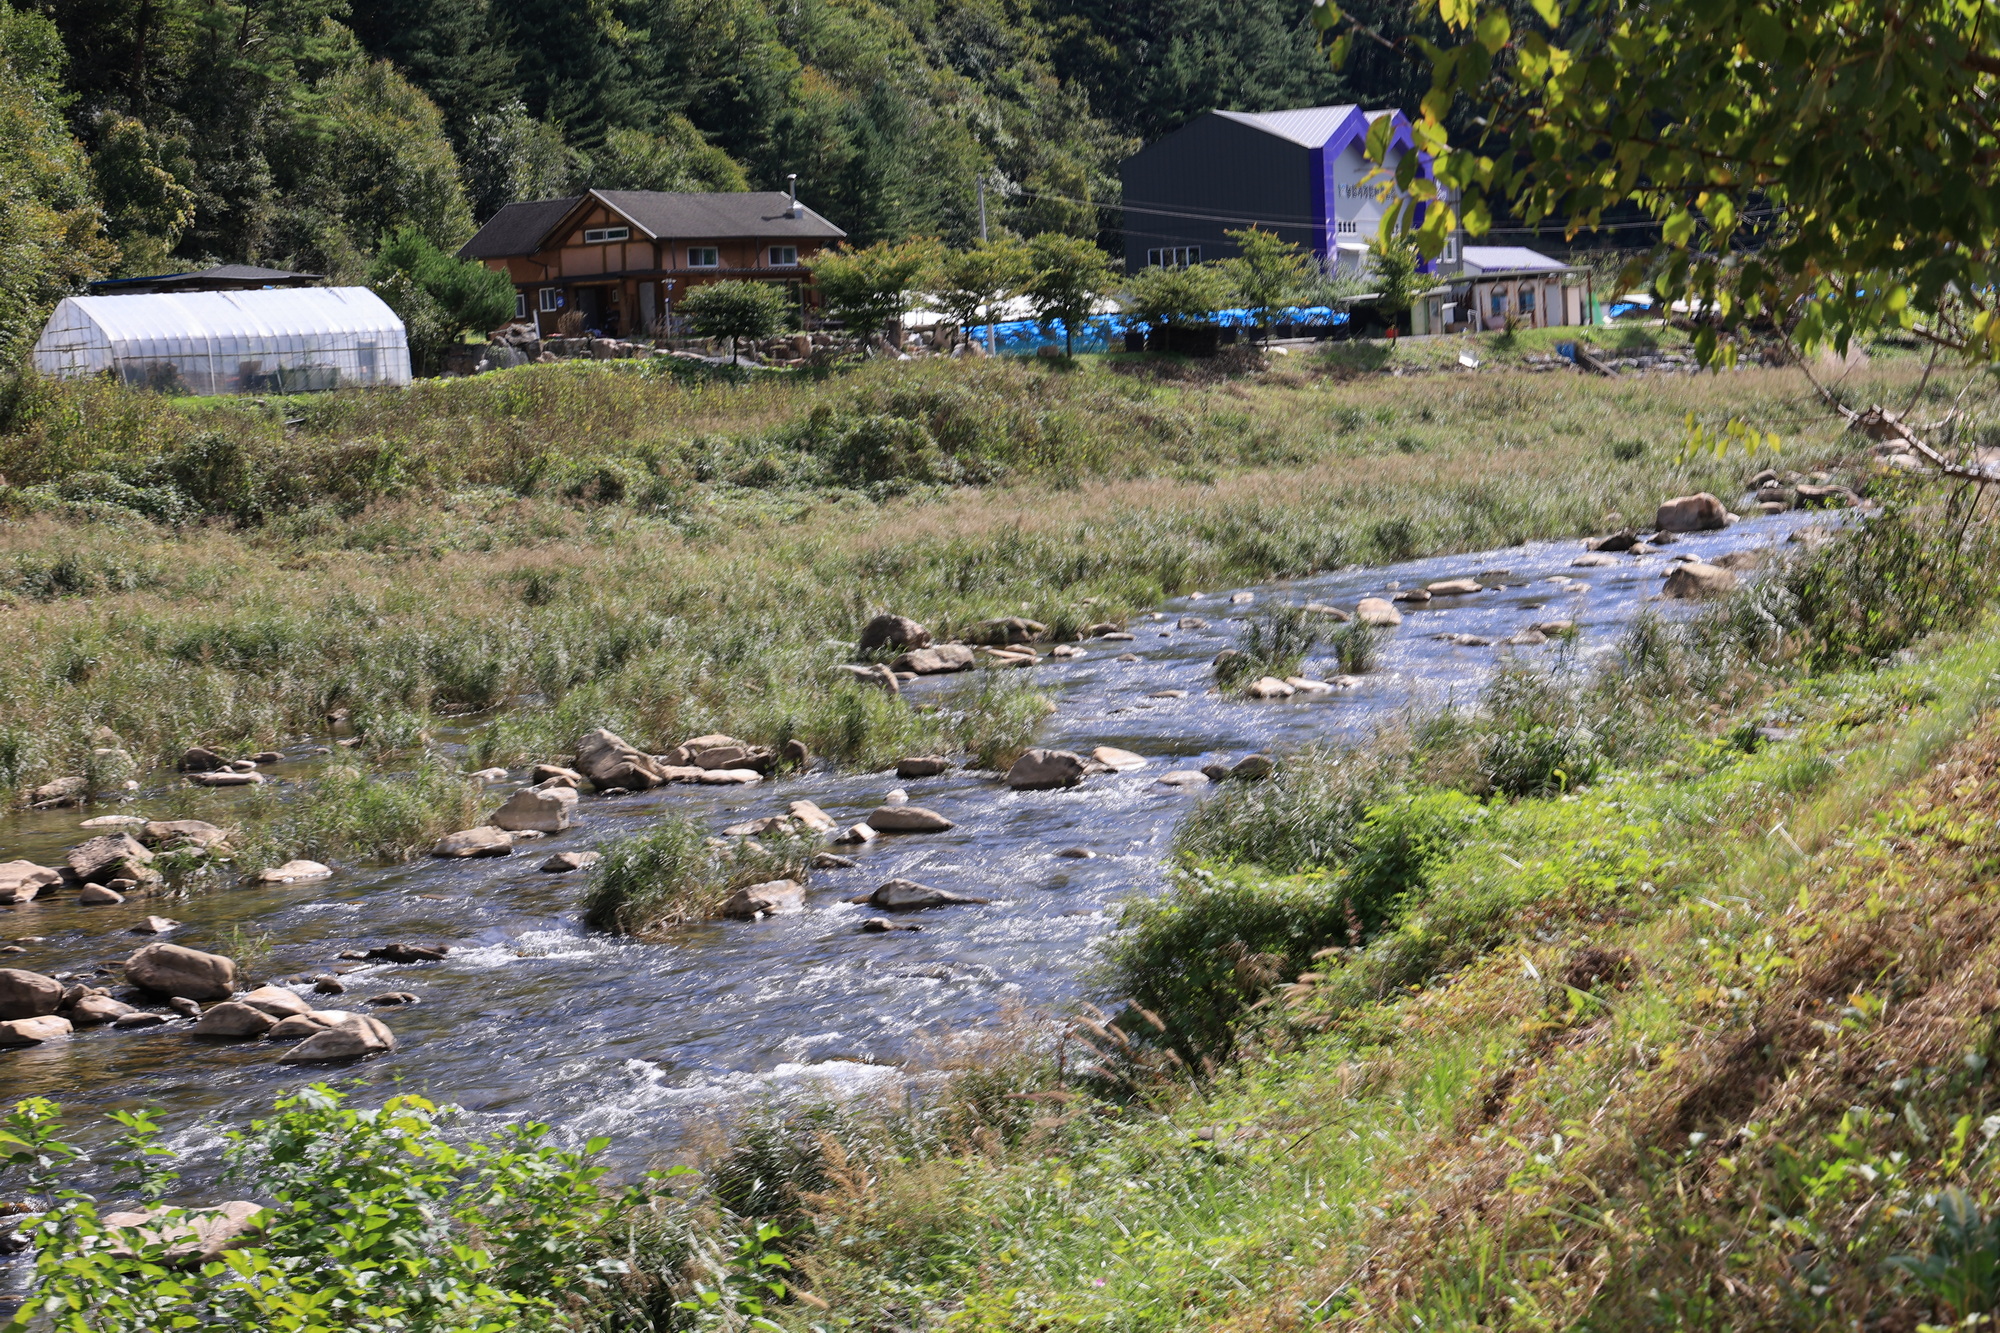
(31, 287, 411, 395)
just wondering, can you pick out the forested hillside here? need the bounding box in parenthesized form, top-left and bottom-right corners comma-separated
(0, 0, 1432, 355)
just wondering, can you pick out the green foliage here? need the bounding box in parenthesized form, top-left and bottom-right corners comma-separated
(370, 226, 516, 373)
(595, 118, 748, 193)
(1218, 605, 1319, 691)
(1474, 667, 1601, 796)
(811, 238, 941, 339)
(2, 1087, 665, 1333)
(928, 238, 1033, 341)
(1122, 262, 1233, 334)
(1024, 232, 1117, 357)
(1330, 619, 1380, 674)
(1221, 227, 1310, 341)
(233, 757, 488, 867)
(461, 99, 582, 220)
(680, 280, 792, 361)
(1365, 225, 1423, 329)
(89, 112, 195, 277)
(582, 813, 812, 938)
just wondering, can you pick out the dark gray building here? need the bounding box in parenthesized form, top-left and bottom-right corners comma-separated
(1118, 105, 1437, 273)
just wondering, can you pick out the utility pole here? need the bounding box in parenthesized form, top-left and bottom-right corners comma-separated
(978, 176, 995, 356)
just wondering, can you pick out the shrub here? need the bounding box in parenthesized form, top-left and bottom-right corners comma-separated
(1330, 619, 1380, 674)
(1174, 743, 1399, 872)
(582, 814, 813, 937)
(677, 280, 792, 363)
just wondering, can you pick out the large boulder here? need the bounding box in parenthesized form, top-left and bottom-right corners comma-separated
(666, 735, 774, 772)
(280, 1015, 396, 1062)
(432, 827, 513, 858)
(1654, 492, 1732, 532)
(0, 968, 62, 1020)
(892, 645, 977, 675)
(176, 746, 228, 773)
(101, 1200, 263, 1267)
(64, 993, 134, 1025)
(30, 776, 86, 806)
(719, 879, 806, 918)
(1662, 562, 1739, 600)
(238, 985, 312, 1018)
(125, 943, 237, 1000)
(0, 861, 61, 905)
(489, 786, 577, 833)
(868, 879, 991, 911)
(67, 834, 154, 885)
(0, 1015, 72, 1046)
(868, 805, 955, 833)
(573, 729, 667, 792)
(858, 614, 933, 653)
(190, 1001, 277, 1039)
(1355, 598, 1403, 627)
(142, 820, 229, 851)
(1004, 749, 1087, 790)
(966, 616, 1045, 645)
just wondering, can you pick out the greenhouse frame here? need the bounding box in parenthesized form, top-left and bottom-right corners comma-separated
(31, 287, 411, 395)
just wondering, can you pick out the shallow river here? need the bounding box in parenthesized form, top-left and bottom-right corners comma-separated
(0, 512, 1818, 1221)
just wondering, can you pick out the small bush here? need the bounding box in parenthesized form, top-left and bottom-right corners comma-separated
(582, 814, 812, 937)
(1330, 619, 1380, 674)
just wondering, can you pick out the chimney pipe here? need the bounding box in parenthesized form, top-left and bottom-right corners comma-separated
(787, 173, 799, 218)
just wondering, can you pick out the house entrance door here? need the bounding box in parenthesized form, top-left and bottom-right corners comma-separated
(575, 286, 620, 337)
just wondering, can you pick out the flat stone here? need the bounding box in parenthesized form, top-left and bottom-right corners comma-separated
(1355, 598, 1402, 627)
(489, 786, 577, 833)
(895, 756, 952, 778)
(1056, 847, 1096, 859)
(267, 1014, 331, 1040)
(432, 827, 513, 858)
(868, 805, 955, 833)
(0, 968, 63, 1020)
(1426, 578, 1483, 595)
(1285, 677, 1334, 693)
(1663, 562, 1739, 599)
(1246, 677, 1295, 699)
(80, 815, 146, 828)
(1098, 631, 1136, 641)
(1530, 619, 1575, 635)
(0, 1014, 71, 1046)
(1005, 749, 1087, 790)
(892, 645, 977, 675)
(78, 884, 125, 904)
(238, 985, 312, 1018)
(1570, 553, 1620, 567)
(364, 943, 449, 964)
(869, 879, 990, 911)
(832, 823, 878, 845)
(1506, 629, 1549, 646)
(1176, 617, 1210, 630)
(190, 1001, 276, 1039)
(467, 767, 509, 784)
(364, 992, 420, 1007)
(257, 860, 331, 884)
(812, 852, 857, 869)
(1302, 603, 1350, 620)
(1156, 770, 1211, 788)
(132, 915, 179, 935)
(65, 994, 134, 1025)
(1090, 746, 1146, 772)
(0, 861, 62, 905)
(68, 834, 154, 884)
(280, 1015, 396, 1062)
(1229, 592, 1255, 604)
(102, 1199, 264, 1267)
(690, 769, 762, 785)
(111, 1011, 169, 1029)
(787, 800, 836, 834)
(142, 820, 229, 850)
(540, 851, 600, 873)
(720, 879, 806, 918)
(530, 764, 585, 788)
(186, 771, 264, 787)
(1392, 588, 1432, 603)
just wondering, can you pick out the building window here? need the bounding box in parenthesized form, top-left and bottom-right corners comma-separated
(1336, 220, 1359, 235)
(1520, 287, 1536, 314)
(688, 247, 720, 268)
(1442, 234, 1458, 262)
(583, 226, 630, 244)
(769, 245, 798, 267)
(1145, 246, 1201, 268)
(1490, 289, 1507, 316)
(539, 287, 563, 312)
(514, 292, 527, 320)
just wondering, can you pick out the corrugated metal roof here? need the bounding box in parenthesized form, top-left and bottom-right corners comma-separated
(459, 191, 846, 260)
(1461, 246, 1569, 273)
(1210, 105, 1364, 148)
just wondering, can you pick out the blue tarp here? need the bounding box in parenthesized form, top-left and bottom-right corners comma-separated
(967, 305, 1351, 354)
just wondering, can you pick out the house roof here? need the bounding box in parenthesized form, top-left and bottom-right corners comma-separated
(460, 190, 846, 260)
(87, 264, 322, 295)
(1460, 246, 1570, 274)
(1210, 105, 1364, 149)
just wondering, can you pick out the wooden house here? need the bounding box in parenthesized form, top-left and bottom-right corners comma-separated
(1411, 246, 1594, 334)
(458, 190, 846, 338)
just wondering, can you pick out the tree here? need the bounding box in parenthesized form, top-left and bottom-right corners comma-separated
(90, 112, 195, 277)
(1322, 0, 2000, 365)
(1365, 225, 1422, 334)
(1221, 226, 1310, 343)
(928, 237, 1032, 347)
(1024, 232, 1117, 358)
(678, 280, 791, 362)
(811, 238, 942, 343)
(1121, 261, 1232, 339)
(593, 119, 748, 193)
(462, 100, 581, 220)
(369, 226, 515, 374)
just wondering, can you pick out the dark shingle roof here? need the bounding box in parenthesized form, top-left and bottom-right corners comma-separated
(459, 191, 846, 260)
(87, 264, 322, 294)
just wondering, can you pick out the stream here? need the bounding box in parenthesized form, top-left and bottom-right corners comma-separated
(0, 509, 1823, 1270)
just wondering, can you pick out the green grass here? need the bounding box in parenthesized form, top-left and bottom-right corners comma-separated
(580, 813, 815, 937)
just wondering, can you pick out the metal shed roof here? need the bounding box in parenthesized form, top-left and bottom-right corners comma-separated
(1210, 105, 1364, 149)
(1460, 246, 1570, 273)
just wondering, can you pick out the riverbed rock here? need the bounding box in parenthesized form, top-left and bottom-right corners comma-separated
(80, 815, 145, 828)
(1246, 677, 1295, 699)
(720, 879, 806, 918)
(868, 805, 955, 832)
(142, 820, 229, 851)
(663, 735, 775, 772)
(896, 757, 952, 782)
(30, 776, 87, 806)
(786, 801, 837, 834)
(1586, 530, 1640, 553)
(366, 992, 420, 1007)
(1427, 578, 1483, 596)
(177, 746, 227, 773)
(1531, 619, 1576, 635)
(112, 1012, 169, 1029)
(125, 943, 236, 1000)
(432, 827, 513, 858)
(530, 764, 585, 789)
(190, 1001, 276, 1039)
(0, 861, 61, 905)
(1355, 598, 1402, 627)
(1148, 689, 1189, 699)
(1654, 492, 1731, 532)
(1156, 770, 1211, 788)
(78, 884, 124, 904)
(1090, 746, 1146, 772)
(0, 968, 61, 1019)
(1662, 562, 1739, 599)
(833, 823, 878, 845)
(467, 767, 509, 785)
(1005, 749, 1086, 790)
(365, 943, 449, 964)
(690, 769, 763, 785)
(1506, 629, 1549, 646)
(813, 852, 857, 870)
(869, 879, 990, 911)
(1709, 548, 1766, 571)
(280, 1015, 396, 1062)
(835, 662, 901, 693)
(1570, 553, 1620, 568)
(859, 917, 922, 933)
(0, 1015, 72, 1046)
(892, 644, 977, 674)
(574, 728, 667, 792)
(966, 616, 1045, 645)
(490, 786, 577, 833)
(238, 985, 312, 1019)
(541, 851, 600, 873)
(1392, 588, 1432, 604)
(267, 1014, 330, 1040)
(311, 976, 345, 995)
(65, 994, 133, 1025)
(1795, 483, 1858, 509)
(1438, 633, 1495, 647)
(68, 834, 154, 885)
(132, 915, 179, 935)
(257, 860, 332, 884)
(167, 996, 201, 1018)
(1285, 677, 1335, 694)
(186, 771, 263, 787)
(1230, 754, 1275, 780)
(858, 614, 932, 653)
(101, 1199, 265, 1267)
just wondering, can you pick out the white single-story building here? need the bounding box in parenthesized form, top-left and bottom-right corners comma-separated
(32, 286, 411, 395)
(1411, 246, 1594, 334)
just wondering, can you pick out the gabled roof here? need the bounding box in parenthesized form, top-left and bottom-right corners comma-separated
(1461, 246, 1571, 274)
(459, 190, 846, 260)
(1211, 104, 1364, 149)
(87, 264, 322, 295)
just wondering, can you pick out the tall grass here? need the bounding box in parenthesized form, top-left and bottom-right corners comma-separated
(580, 814, 814, 938)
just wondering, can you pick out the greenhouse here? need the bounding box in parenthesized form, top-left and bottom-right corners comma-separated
(31, 287, 411, 395)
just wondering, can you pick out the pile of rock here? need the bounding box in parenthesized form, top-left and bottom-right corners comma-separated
(177, 745, 285, 788)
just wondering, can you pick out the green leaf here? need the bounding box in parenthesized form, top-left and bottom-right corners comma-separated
(1530, 0, 1560, 25)
(1475, 7, 1511, 53)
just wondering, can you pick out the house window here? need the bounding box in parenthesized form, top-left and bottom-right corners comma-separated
(514, 292, 527, 320)
(769, 245, 798, 267)
(1145, 246, 1201, 268)
(583, 226, 630, 244)
(1442, 234, 1458, 263)
(1490, 289, 1507, 316)
(539, 287, 563, 312)
(1519, 287, 1536, 314)
(688, 247, 720, 268)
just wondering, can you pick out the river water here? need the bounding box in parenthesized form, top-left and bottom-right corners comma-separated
(0, 511, 1818, 1231)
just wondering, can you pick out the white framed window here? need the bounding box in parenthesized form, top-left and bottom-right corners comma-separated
(769, 245, 798, 267)
(1336, 219, 1359, 235)
(514, 292, 527, 320)
(583, 226, 630, 244)
(1145, 246, 1201, 268)
(688, 246, 720, 268)
(1490, 290, 1507, 316)
(1442, 234, 1459, 262)
(1519, 287, 1536, 314)
(539, 287, 563, 312)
